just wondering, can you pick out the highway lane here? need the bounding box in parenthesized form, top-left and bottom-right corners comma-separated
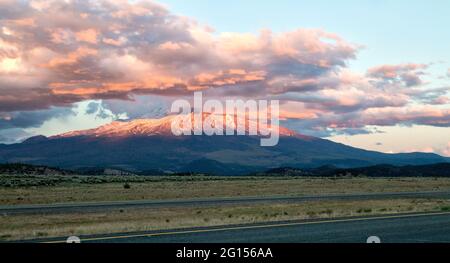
(40, 212, 450, 243)
(2, 190, 450, 215)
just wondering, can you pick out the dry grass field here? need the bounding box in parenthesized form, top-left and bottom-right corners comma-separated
(2, 175, 450, 241)
(1, 175, 450, 205)
(1, 198, 450, 241)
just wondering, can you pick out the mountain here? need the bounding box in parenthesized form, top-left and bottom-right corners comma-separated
(0, 114, 448, 175)
(54, 113, 298, 138)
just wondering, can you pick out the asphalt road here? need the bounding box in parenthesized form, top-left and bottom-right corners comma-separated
(2, 190, 450, 215)
(40, 212, 450, 243)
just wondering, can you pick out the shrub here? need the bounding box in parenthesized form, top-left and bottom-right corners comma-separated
(440, 206, 450, 212)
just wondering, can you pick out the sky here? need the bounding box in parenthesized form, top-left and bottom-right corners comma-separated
(0, 0, 449, 156)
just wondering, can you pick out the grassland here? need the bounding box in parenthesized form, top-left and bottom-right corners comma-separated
(2, 174, 450, 241)
(1, 175, 450, 205)
(2, 198, 450, 241)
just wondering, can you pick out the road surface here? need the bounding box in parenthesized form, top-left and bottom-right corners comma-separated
(39, 212, 450, 243)
(2, 190, 450, 215)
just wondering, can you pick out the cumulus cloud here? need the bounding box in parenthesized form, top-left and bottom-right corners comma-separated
(281, 104, 450, 137)
(0, 0, 358, 112)
(0, 128, 32, 144)
(0, 107, 75, 130)
(367, 63, 428, 87)
(85, 100, 128, 120)
(102, 95, 171, 119)
(0, 0, 449, 139)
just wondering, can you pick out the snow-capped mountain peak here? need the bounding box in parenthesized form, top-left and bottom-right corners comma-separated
(55, 113, 299, 138)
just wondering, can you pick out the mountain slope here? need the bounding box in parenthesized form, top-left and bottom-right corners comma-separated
(54, 113, 299, 138)
(0, 115, 448, 175)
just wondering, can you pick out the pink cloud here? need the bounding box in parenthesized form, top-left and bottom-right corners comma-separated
(367, 63, 428, 87)
(75, 29, 98, 44)
(442, 142, 450, 157)
(0, 0, 359, 112)
(0, 0, 449, 136)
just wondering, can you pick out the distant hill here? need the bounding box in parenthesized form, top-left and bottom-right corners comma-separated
(74, 167, 138, 176)
(260, 163, 450, 177)
(0, 163, 74, 176)
(2, 162, 450, 177)
(0, 115, 448, 175)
